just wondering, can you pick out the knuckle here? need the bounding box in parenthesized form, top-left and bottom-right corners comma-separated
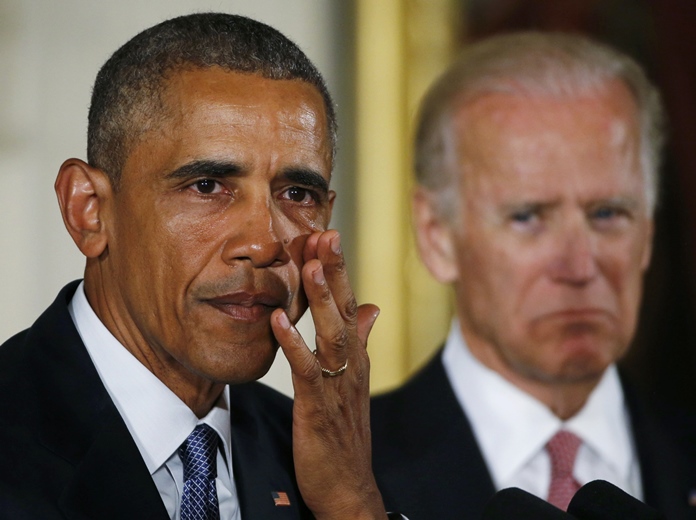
(316, 326, 349, 354)
(319, 283, 333, 305)
(333, 256, 347, 273)
(343, 297, 358, 322)
(332, 327, 350, 347)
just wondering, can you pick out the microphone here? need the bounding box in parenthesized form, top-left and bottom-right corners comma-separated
(483, 487, 577, 519)
(567, 480, 665, 520)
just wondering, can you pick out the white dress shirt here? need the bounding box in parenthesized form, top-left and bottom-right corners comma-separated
(69, 282, 241, 520)
(442, 319, 643, 501)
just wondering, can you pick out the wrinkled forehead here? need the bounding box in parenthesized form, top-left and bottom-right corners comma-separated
(455, 83, 639, 160)
(449, 85, 646, 203)
(124, 67, 333, 171)
(125, 66, 329, 139)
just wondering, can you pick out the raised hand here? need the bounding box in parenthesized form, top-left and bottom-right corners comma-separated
(271, 230, 386, 520)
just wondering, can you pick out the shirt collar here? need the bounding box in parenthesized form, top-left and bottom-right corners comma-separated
(68, 281, 232, 474)
(442, 319, 633, 487)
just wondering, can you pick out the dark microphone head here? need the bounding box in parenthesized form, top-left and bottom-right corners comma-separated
(567, 480, 665, 520)
(483, 487, 577, 519)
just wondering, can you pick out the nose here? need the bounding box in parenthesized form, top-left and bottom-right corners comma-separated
(221, 196, 291, 268)
(548, 219, 599, 285)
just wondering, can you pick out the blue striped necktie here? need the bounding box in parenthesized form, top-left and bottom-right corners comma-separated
(179, 424, 220, 520)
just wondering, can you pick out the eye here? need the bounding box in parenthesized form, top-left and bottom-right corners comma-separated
(588, 204, 633, 231)
(282, 186, 317, 205)
(189, 179, 222, 195)
(506, 205, 543, 234)
(591, 206, 621, 220)
(510, 210, 536, 224)
(509, 207, 541, 227)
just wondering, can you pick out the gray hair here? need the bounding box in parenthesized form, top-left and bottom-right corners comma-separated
(414, 31, 665, 216)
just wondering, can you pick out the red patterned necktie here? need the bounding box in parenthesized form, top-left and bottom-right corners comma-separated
(546, 430, 582, 511)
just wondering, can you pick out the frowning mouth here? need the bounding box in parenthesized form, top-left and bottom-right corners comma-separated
(536, 308, 612, 324)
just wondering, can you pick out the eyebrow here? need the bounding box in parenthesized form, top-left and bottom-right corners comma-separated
(164, 160, 330, 194)
(501, 196, 642, 213)
(282, 167, 330, 195)
(165, 160, 243, 180)
(589, 196, 641, 210)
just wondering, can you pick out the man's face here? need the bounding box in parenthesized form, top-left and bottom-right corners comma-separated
(444, 81, 652, 385)
(98, 68, 333, 386)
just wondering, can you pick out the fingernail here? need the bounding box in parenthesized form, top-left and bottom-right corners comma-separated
(330, 234, 342, 255)
(277, 310, 291, 329)
(312, 265, 325, 285)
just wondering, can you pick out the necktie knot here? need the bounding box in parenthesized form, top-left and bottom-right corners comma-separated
(546, 430, 582, 510)
(179, 424, 220, 520)
(179, 424, 219, 481)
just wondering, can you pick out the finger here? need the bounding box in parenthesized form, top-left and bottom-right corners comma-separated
(356, 304, 380, 349)
(302, 259, 347, 372)
(314, 231, 357, 326)
(302, 231, 321, 264)
(271, 308, 324, 399)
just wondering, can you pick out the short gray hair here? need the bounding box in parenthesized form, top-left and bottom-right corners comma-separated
(414, 31, 665, 215)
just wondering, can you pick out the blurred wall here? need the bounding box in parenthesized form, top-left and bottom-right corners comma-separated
(0, 0, 354, 397)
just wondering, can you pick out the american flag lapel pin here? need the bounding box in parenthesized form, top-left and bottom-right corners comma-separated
(272, 490, 291, 507)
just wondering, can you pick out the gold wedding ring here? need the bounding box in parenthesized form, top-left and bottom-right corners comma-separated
(313, 349, 348, 377)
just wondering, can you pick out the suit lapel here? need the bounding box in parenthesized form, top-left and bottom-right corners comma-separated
(57, 415, 168, 520)
(28, 282, 168, 520)
(229, 383, 310, 519)
(372, 350, 496, 519)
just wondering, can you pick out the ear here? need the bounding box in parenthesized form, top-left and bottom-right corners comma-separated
(54, 158, 112, 258)
(412, 186, 459, 283)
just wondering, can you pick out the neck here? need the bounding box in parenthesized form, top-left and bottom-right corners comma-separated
(460, 333, 603, 421)
(515, 376, 598, 420)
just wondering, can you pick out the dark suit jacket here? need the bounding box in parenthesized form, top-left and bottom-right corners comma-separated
(371, 349, 696, 520)
(0, 281, 312, 519)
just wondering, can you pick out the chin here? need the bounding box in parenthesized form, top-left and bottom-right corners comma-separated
(523, 332, 620, 385)
(554, 358, 609, 384)
(194, 339, 279, 385)
(552, 343, 617, 384)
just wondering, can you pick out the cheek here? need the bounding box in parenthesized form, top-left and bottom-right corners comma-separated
(463, 236, 538, 294)
(162, 213, 220, 269)
(122, 206, 225, 322)
(287, 206, 332, 234)
(455, 235, 522, 319)
(599, 236, 648, 297)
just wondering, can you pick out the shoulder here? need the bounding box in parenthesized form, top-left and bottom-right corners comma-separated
(0, 280, 85, 393)
(228, 381, 294, 441)
(370, 348, 468, 456)
(371, 349, 451, 424)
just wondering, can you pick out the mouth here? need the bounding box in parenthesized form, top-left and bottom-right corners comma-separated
(204, 291, 285, 322)
(537, 308, 612, 324)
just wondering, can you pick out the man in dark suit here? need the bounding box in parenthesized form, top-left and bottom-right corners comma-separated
(0, 13, 392, 520)
(371, 32, 696, 519)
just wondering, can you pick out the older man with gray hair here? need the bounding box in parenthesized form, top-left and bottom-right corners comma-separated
(371, 31, 696, 520)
